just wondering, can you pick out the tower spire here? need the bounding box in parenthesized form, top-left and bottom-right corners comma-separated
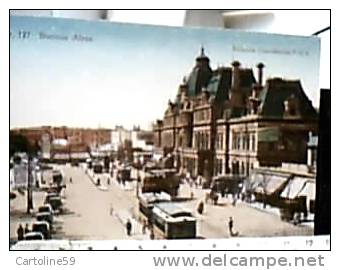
(200, 45, 205, 56)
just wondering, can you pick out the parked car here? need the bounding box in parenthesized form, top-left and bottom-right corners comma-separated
(32, 221, 51, 239)
(36, 211, 53, 224)
(38, 204, 54, 215)
(45, 192, 59, 201)
(49, 197, 63, 213)
(47, 184, 66, 194)
(24, 232, 44, 240)
(52, 170, 63, 185)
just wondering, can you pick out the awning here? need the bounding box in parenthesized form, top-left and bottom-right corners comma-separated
(298, 181, 316, 200)
(248, 172, 288, 195)
(280, 177, 315, 200)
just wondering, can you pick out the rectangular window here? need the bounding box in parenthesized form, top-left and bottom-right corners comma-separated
(252, 133, 256, 151)
(219, 133, 224, 150)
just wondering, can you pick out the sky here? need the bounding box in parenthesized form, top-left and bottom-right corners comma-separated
(10, 16, 320, 130)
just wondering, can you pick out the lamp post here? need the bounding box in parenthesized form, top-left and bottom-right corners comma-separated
(26, 154, 33, 214)
(136, 168, 141, 198)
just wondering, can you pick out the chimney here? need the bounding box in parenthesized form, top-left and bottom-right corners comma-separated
(257, 62, 265, 87)
(231, 60, 241, 89)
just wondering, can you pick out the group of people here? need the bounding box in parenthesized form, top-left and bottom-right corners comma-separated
(125, 219, 154, 239)
(196, 200, 239, 237)
(16, 223, 30, 241)
(183, 172, 205, 188)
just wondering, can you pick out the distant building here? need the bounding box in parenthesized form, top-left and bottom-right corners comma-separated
(10, 126, 112, 159)
(41, 133, 51, 159)
(110, 126, 132, 151)
(153, 48, 318, 179)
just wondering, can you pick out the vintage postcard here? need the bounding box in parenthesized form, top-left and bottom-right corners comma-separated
(10, 15, 321, 250)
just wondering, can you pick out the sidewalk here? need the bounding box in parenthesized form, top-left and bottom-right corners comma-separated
(84, 167, 149, 240)
(10, 189, 46, 242)
(113, 209, 150, 240)
(85, 168, 137, 191)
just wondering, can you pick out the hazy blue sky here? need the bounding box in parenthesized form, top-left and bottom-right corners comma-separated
(10, 16, 320, 129)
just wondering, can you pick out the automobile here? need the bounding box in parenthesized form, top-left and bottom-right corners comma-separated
(47, 184, 66, 194)
(36, 211, 53, 224)
(31, 221, 51, 239)
(24, 232, 44, 240)
(49, 197, 63, 213)
(71, 161, 79, 167)
(38, 204, 54, 215)
(52, 170, 63, 185)
(210, 175, 245, 196)
(44, 193, 60, 204)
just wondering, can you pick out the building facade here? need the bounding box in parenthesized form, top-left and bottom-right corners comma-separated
(11, 126, 112, 156)
(153, 48, 318, 179)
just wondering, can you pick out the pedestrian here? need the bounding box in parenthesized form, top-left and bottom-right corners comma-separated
(228, 217, 239, 236)
(232, 194, 237, 206)
(126, 219, 132, 236)
(186, 172, 190, 183)
(221, 189, 225, 198)
(110, 204, 114, 216)
(197, 201, 204, 215)
(198, 175, 202, 186)
(150, 227, 155, 240)
(24, 223, 30, 234)
(142, 220, 147, 234)
(205, 192, 209, 203)
(17, 224, 24, 241)
(69, 177, 72, 184)
(107, 177, 110, 185)
(228, 217, 234, 235)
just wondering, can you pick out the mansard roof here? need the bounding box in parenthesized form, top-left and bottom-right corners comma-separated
(258, 78, 318, 119)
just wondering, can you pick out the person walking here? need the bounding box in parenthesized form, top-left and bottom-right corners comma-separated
(228, 217, 234, 236)
(24, 223, 30, 234)
(69, 177, 72, 184)
(150, 227, 155, 240)
(197, 201, 204, 215)
(17, 224, 24, 241)
(228, 216, 239, 237)
(126, 219, 132, 236)
(110, 203, 114, 216)
(232, 194, 237, 206)
(142, 220, 147, 234)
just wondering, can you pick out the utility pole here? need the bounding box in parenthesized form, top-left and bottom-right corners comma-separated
(136, 169, 141, 198)
(26, 154, 33, 214)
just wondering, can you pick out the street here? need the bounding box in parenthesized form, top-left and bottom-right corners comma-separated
(10, 164, 313, 243)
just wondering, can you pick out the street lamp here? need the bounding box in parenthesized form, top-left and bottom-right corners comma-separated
(26, 154, 34, 214)
(136, 169, 141, 198)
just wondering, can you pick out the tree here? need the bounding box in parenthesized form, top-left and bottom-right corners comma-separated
(9, 131, 39, 213)
(10, 132, 30, 157)
(10, 131, 39, 157)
